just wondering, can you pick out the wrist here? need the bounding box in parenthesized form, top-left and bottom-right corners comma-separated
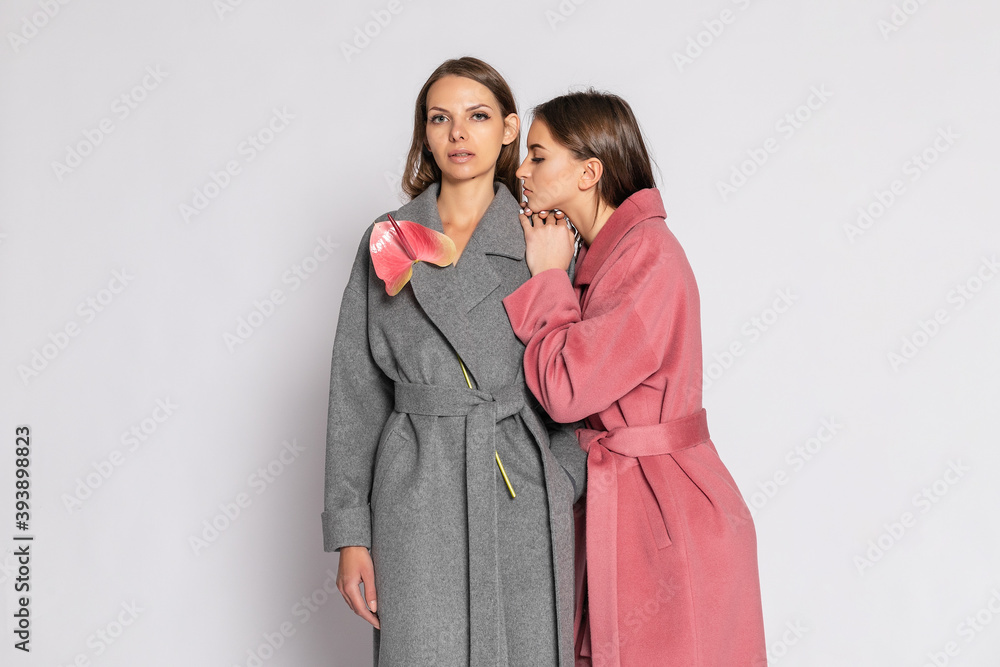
(531, 262, 569, 276)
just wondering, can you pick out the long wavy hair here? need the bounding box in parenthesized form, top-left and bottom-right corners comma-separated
(402, 57, 520, 201)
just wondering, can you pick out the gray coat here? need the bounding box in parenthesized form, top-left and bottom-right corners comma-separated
(322, 182, 588, 666)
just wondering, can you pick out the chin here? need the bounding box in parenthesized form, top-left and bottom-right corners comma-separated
(442, 163, 491, 183)
(526, 197, 553, 212)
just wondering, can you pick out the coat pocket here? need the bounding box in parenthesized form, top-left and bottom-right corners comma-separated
(370, 412, 410, 510)
(537, 440, 575, 508)
(554, 461, 576, 506)
(632, 459, 672, 550)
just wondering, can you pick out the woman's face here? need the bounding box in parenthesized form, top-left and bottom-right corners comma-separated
(424, 75, 517, 186)
(516, 119, 583, 213)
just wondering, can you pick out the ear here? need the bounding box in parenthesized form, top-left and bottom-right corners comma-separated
(502, 113, 520, 146)
(578, 157, 604, 192)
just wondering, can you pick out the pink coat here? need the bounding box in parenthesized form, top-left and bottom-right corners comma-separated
(504, 189, 766, 666)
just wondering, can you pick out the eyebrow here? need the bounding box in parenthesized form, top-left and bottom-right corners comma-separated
(428, 104, 495, 114)
(527, 143, 547, 150)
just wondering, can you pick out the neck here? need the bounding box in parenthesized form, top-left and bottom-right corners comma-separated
(437, 175, 497, 229)
(564, 195, 616, 245)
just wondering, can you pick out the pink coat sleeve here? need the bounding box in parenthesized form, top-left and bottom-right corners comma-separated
(503, 227, 670, 423)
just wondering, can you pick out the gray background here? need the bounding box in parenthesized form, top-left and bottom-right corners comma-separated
(2, 0, 999, 665)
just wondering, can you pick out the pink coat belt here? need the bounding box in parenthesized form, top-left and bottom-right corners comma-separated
(575, 408, 711, 666)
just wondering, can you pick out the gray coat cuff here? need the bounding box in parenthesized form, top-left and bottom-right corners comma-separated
(322, 506, 372, 552)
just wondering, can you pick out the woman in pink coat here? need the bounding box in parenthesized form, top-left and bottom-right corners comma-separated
(502, 91, 767, 666)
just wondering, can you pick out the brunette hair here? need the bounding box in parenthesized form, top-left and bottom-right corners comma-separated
(402, 57, 520, 200)
(532, 90, 655, 208)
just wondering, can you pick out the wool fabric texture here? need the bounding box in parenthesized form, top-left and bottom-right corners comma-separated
(324, 182, 588, 666)
(504, 188, 767, 666)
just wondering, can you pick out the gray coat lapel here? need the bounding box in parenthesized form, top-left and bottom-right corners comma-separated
(397, 182, 525, 387)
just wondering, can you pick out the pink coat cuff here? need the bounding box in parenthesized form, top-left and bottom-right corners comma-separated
(503, 268, 578, 344)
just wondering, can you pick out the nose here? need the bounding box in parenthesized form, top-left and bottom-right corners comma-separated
(515, 156, 530, 180)
(450, 119, 466, 142)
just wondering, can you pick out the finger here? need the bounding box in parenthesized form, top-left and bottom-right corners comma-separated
(337, 575, 358, 614)
(347, 580, 380, 629)
(519, 212, 533, 230)
(361, 566, 378, 614)
(552, 209, 566, 220)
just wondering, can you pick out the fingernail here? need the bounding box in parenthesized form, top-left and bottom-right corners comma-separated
(370, 600, 377, 612)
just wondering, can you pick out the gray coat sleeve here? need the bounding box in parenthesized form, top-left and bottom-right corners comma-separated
(321, 229, 394, 551)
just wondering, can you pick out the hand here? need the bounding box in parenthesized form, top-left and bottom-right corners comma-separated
(519, 208, 575, 276)
(337, 546, 380, 629)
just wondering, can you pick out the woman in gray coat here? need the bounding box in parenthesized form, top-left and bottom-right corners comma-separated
(323, 57, 588, 666)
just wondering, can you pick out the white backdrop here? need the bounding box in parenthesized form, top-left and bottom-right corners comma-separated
(2, 1, 999, 665)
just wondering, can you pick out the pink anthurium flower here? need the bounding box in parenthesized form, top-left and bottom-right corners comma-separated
(369, 214, 458, 296)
